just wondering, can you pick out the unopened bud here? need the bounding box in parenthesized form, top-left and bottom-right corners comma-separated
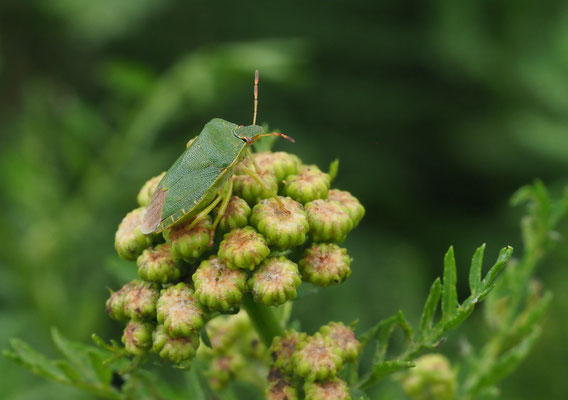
(319, 322, 360, 362)
(285, 166, 330, 204)
(156, 282, 206, 337)
(250, 197, 309, 249)
(218, 227, 270, 270)
(299, 243, 351, 287)
(164, 216, 213, 263)
(292, 333, 343, 381)
(192, 256, 247, 311)
(115, 208, 154, 261)
(304, 378, 351, 400)
(327, 189, 365, 227)
(122, 320, 153, 355)
(123, 281, 159, 321)
(137, 243, 185, 283)
(152, 324, 200, 365)
(305, 200, 353, 243)
(216, 196, 251, 232)
(248, 257, 302, 306)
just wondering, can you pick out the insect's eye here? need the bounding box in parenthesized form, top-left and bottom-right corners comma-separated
(232, 131, 248, 143)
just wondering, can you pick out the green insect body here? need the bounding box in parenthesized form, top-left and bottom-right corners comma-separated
(140, 118, 265, 234)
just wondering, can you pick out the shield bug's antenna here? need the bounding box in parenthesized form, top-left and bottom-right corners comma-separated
(253, 70, 259, 125)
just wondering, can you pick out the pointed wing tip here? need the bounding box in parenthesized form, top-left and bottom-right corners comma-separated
(140, 186, 167, 234)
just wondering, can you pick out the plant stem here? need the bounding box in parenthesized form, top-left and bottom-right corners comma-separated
(242, 293, 283, 347)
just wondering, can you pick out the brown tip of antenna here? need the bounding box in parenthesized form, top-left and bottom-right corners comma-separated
(253, 70, 259, 125)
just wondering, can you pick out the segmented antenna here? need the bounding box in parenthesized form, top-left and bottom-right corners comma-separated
(253, 70, 259, 125)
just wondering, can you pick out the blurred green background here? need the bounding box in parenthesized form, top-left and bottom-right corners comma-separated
(1, 0, 568, 398)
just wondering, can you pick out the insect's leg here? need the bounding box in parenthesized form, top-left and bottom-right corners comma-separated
(209, 179, 234, 246)
(240, 164, 286, 209)
(184, 192, 224, 231)
(246, 148, 261, 172)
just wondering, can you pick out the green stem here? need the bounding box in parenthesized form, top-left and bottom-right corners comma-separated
(242, 293, 283, 347)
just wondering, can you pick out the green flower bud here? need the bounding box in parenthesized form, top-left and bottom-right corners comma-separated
(193, 256, 247, 311)
(106, 281, 137, 321)
(233, 170, 279, 206)
(327, 189, 365, 227)
(137, 243, 185, 283)
(123, 280, 159, 320)
(152, 324, 200, 365)
(250, 197, 309, 249)
(269, 330, 308, 374)
(248, 257, 302, 306)
(137, 172, 166, 207)
(319, 322, 360, 362)
(304, 378, 351, 400)
(252, 151, 302, 181)
(164, 216, 213, 263)
(122, 320, 153, 355)
(305, 200, 353, 243)
(115, 208, 154, 261)
(216, 196, 251, 232)
(207, 354, 245, 391)
(266, 368, 299, 400)
(156, 282, 206, 337)
(399, 354, 456, 400)
(284, 166, 330, 204)
(299, 244, 351, 287)
(218, 227, 270, 270)
(292, 333, 343, 381)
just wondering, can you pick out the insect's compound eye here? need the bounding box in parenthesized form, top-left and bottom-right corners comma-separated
(232, 130, 249, 143)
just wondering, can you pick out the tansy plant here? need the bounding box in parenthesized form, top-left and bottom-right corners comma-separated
(4, 129, 567, 400)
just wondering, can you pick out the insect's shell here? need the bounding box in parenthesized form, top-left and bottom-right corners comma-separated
(140, 118, 263, 234)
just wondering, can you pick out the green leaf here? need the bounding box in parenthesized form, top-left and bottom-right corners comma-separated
(441, 247, 458, 322)
(359, 360, 415, 389)
(200, 327, 212, 349)
(469, 244, 485, 295)
(475, 327, 541, 390)
(328, 158, 339, 182)
(3, 339, 69, 384)
(418, 277, 442, 335)
(481, 246, 513, 290)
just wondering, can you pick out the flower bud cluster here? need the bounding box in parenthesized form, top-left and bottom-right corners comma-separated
(267, 322, 359, 399)
(106, 148, 364, 371)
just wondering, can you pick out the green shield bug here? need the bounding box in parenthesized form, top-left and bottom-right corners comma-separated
(140, 70, 294, 241)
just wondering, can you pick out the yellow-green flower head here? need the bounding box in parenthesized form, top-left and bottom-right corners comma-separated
(106, 281, 138, 321)
(285, 166, 330, 204)
(304, 378, 351, 400)
(266, 368, 299, 400)
(292, 332, 343, 381)
(299, 243, 352, 287)
(233, 169, 279, 206)
(115, 207, 154, 261)
(192, 256, 247, 311)
(269, 330, 308, 374)
(156, 282, 207, 338)
(305, 200, 353, 243)
(152, 324, 200, 365)
(251, 151, 302, 181)
(137, 172, 166, 207)
(327, 189, 365, 227)
(123, 280, 160, 321)
(248, 257, 302, 306)
(164, 216, 213, 263)
(137, 243, 185, 283)
(122, 320, 153, 355)
(319, 322, 360, 362)
(218, 226, 270, 270)
(250, 197, 309, 249)
(215, 196, 251, 232)
(399, 354, 456, 400)
(206, 354, 245, 391)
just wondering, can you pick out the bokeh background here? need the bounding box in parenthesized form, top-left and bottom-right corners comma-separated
(1, 0, 568, 398)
